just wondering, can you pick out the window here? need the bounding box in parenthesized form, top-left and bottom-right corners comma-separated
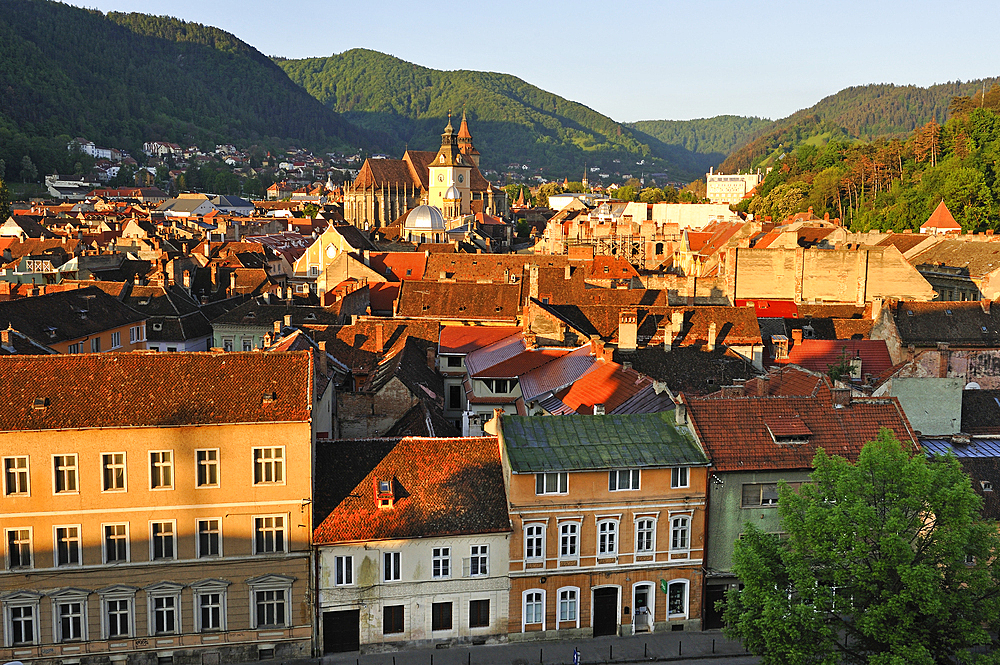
(223, 339, 233, 352)
(103, 524, 129, 563)
(129, 325, 144, 343)
(55, 526, 81, 566)
(447, 356, 462, 367)
(6, 528, 31, 568)
(383, 605, 404, 634)
(106, 599, 131, 637)
(254, 515, 286, 554)
(469, 599, 490, 628)
(67, 343, 81, 354)
(102, 453, 126, 491)
(667, 580, 688, 617)
(559, 523, 578, 558)
(150, 450, 173, 489)
(535, 472, 568, 495)
(525, 524, 544, 561)
(609, 469, 640, 491)
(383, 551, 401, 581)
(255, 590, 286, 628)
(254, 447, 284, 484)
(524, 591, 543, 625)
(6, 602, 38, 646)
(143, 585, 183, 636)
(111, 331, 121, 348)
(742, 483, 779, 506)
(91, 337, 101, 353)
(598, 520, 617, 556)
(432, 547, 451, 578)
(335, 555, 353, 586)
(57, 600, 85, 642)
(196, 449, 219, 487)
(191, 579, 228, 633)
(448, 385, 463, 409)
(671, 516, 689, 551)
(242, 338, 253, 352)
(636, 519, 656, 553)
(671, 467, 689, 489)
(559, 588, 578, 622)
(4, 456, 29, 495)
(151, 521, 175, 560)
(53, 454, 78, 493)
(469, 545, 488, 576)
(431, 602, 452, 631)
(198, 519, 221, 557)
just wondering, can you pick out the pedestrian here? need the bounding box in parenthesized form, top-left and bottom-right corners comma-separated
(573, 648, 580, 665)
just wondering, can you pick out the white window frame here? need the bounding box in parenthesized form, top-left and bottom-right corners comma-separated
(432, 547, 451, 579)
(383, 551, 401, 582)
(535, 471, 568, 495)
(635, 517, 657, 554)
(667, 579, 689, 619)
(671, 467, 689, 489)
(557, 586, 580, 627)
(101, 452, 127, 492)
(99, 585, 137, 639)
(145, 582, 183, 636)
(150, 520, 177, 560)
(197, 518, 223, 558)
(149, 450, 174, 490)
(253, 514, 287, 554)
(53, 525, 82, 567)
(2, 591, 41, 647)
(468, 545, 489, 576)
(3, 455, 30, 496)
(524, 523, 545, 562)
(110, 330, 121, 349)
(196, 449, 220, 488)
(50, 588, 88, 643)
(609, 469, 640, 491)
(597, 519, 618, 557)
(632, 582, 656, 626)
(5, 527, 33, 570)
(559, 521, 579, 560)
(52, 454, 79, 494)
(248, 575, 293, 629)
(522, 589, 545, 631)
(191, 578, 229, 633)
(129, 325, 145, 344)
(253, 447, 285, 485)
(102, 522, 130, 564)
(334, 555, 354, 586)
(670, 515, 690, 553)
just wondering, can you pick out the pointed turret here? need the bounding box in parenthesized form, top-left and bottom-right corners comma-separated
(456, 109, 481, 168)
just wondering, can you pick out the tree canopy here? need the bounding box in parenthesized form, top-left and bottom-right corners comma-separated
(724, 430, 1000, 665)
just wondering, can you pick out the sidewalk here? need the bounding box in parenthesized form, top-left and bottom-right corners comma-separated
(316, 629, 753, 665)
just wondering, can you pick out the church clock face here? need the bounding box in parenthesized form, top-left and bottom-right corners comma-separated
(437, 174, 444, 182)
(457, 174, 464, 183)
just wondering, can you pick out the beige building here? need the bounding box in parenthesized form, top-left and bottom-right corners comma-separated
(0, 352, 324, 665)
(704, 170, 762, 205)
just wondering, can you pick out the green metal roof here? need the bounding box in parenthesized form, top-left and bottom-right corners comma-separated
(501, 413, 708, 473)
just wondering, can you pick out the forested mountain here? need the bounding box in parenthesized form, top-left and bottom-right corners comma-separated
(277, 49, 706, 180)
(626, 116, 772, 173)
(0, 0, 373, 182)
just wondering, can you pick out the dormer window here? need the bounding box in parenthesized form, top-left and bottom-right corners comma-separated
(982, 480, 994, 492)
(376, 479, 395, 509)
(765, 417, 811, 445)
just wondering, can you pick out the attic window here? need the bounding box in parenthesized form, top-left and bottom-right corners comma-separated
(422, 305, 430, 311)
(907, 310, 914, 317)
(305, 313, 317, 321)
(45, 327, 57, 339)
(261, 391, 277, 405)
(245, 312, 256, 319)
(946, 309, 953, 316)
(982, 480, 994, 492)
(138, 299, 150, 306)
(495, 306, 502, 312)
(765, 417, 811, 445)
(406, 269, 412, 276)
(385, 267, 392, 275)
(32, 397, 49, 410)
(604, 266, 610, 273)
(983, 327, 990, 333)
(152, 323, 163, 331)
(376, 479, 395, 509)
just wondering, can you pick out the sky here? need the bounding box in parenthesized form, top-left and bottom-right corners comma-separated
(73, 0, 1000, 123)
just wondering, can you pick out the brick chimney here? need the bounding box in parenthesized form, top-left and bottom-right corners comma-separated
(791, 328, 803, 347)
(375, 324, 384, 354)
(427, 346, 436, 370)
(318, 341, 328, 375)
(831, 388, 851, 407)
(937, 342, 950, 378)
(284, 314, 292, 328)
(1, 328, 10, 347)
(273, 320, 281, 334)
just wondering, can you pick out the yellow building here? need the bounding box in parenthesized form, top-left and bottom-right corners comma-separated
(0, 352, 324, 665)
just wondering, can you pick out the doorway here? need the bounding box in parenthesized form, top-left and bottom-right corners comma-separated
(633, 583, 654, 633)
(704, 585, 727, 630)
(592, 587, 619, 637)
(323, 609, 360, 653)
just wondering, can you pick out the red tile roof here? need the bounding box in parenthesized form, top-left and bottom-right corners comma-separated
(0, 352, 312, 430)
(313, 436, 510, 543)
(554, 360, 654, 414)
(395, 281, 521, 321)
(778, 339, 893, 376)
(921, 201, 962, 230)
(438, 325, 522, 355)
(366, 252, 426, 282)
(473, 347, 572, 379)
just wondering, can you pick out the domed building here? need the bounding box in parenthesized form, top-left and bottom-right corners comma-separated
(402, 204, 446, 244)
(342, 111, 508, 229)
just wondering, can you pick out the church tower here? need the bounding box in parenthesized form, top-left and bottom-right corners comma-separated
(457, 109, 481, 169)
(428, 113, 472, 216)
(582, 164, 589, 190)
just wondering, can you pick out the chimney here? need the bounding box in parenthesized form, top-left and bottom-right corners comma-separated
(263, 292, 272, 305)
(183, 270, 191, 289)
(439, 270, 446, 280)
(284, 314, 292, 328)
(229, 271, 236, 292)
(791, 328, 803, 347)
(720, 384, 745, 398)
(363, 250, 371, 267)
(590, 335, 603, 357)
(982, 299, 992, 314)
(273, 320, 282, 334)
(593, 404, 605, 416)
(564, 265, 571, 280)
(286, 286, 293, 300)
(850, 352, 863, 380)
(674, 395, 687, 426)
(937, 342, 950, 378)
(1, 328, 10, 346)
(707, 321, 717, 352)
(529, 264, 540, 300)
(618, 308, 638, 351)
(663, 323, 673, 352)
(210, 263, 218, 286)
(483, 408, 503, 436)
(318, 340, 328, 375)
(204, 242, 211, 259)
(427, 346, 436, 370)
(831, 388, 851, 407)
(524, 331, 537, 349)
(375, 324, 384, 354)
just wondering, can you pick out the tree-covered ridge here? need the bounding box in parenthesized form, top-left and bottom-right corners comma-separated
(278, 48, 704, 179)
(626, 116, 772, 157)
(0, 0, 371, 183)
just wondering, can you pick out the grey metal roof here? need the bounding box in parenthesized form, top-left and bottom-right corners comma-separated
(921, 438, 1000, 458)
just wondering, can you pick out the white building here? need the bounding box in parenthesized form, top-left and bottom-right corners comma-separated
(314, 436, 511, 653)
(705, 168, 763, 204)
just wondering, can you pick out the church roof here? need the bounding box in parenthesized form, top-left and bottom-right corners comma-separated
(921, 200, 962, 230)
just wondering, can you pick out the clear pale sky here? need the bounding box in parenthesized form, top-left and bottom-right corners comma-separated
(72, 0, 1000, 123)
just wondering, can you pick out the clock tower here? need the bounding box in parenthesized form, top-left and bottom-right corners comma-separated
(428, 112, 472, 216)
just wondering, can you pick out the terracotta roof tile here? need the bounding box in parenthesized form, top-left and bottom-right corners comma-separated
(395, 281, 521, 321)
(438, 325, 522, 355)
(779, 339, 893, 376)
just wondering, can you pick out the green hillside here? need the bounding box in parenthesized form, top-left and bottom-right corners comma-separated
(277, 49, 709, 181)
(626, 115, 772, 174)
(0, 0, 372, 182)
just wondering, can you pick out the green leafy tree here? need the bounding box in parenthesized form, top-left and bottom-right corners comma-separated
(724, 431, 1000, 665)
(615, 185, 638, 201)
(20, 155, 37, 183)
(0, 178, 10, 221)
(639, 187, 664, 203)
(534, 182, 562, 208)
(302, 203, 319, 219)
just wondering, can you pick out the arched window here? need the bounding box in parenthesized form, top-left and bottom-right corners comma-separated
(522, 589, 545, 631)
(655, 242, 664, 255)
(667, 580, 688, 618)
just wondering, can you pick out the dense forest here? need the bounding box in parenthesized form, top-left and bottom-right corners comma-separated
(626, 115, 772, 174)
(277, 49, 708, 180)
(735, 87, 1000, 232)
(0, 0, 374, 183)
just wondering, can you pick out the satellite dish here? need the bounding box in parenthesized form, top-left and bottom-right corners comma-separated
(966, 382, 981, 390)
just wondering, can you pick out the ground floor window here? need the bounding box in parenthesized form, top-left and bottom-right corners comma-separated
(383, 605, 404, 634)
(524, 590, 544, 627)
(668, 580, 688, 617)
(469, 599, 490, 628)
(431, 602, 452, 631)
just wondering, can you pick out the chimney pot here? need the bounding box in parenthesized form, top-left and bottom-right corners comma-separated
(375, 324, 384, 354)
(707, 321, 717, 352)
(284, 314, 292, 328)
(593, 404, 605, 416)
(318, 340, 328, 375)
